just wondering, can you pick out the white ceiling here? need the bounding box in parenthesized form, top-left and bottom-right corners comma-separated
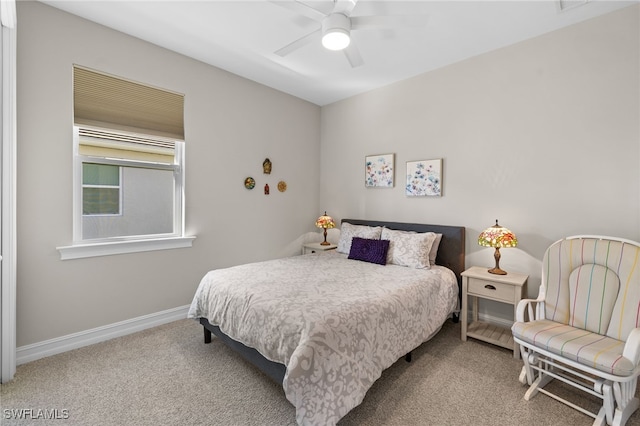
(40, 0, 637, 106)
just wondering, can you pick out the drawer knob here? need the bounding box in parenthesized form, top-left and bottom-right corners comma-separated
(484, 284, 496, 290)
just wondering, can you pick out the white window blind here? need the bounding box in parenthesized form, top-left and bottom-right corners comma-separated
(78, 127, 176, 164)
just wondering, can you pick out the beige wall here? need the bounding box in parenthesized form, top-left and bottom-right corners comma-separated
(319, 6, 639, 318)
(15, 2, 640, 344)
(16, 2, 321, 346)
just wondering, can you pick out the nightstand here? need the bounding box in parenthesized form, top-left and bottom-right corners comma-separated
(461, 266, 528, 358)
(302, 242, 337, 255)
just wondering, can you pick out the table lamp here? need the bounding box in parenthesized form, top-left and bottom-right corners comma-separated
(315, 212, 336, 246)
(478, 219, 518, 275)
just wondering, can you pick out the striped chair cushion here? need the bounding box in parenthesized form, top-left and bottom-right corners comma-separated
(568, 264, 619, 335)
(543, 238, 640, 342)
(512, 319, 634, 377)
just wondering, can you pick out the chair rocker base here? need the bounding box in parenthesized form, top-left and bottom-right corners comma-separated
(518, 345, 639, 426)
(611, 398, 640, 426)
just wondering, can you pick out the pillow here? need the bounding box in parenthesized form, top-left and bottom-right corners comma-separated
(429, 233, 443, 267)
(348, 237, 390, 265)
(381, 228, 437, 269)
(337, 223, 383, 254)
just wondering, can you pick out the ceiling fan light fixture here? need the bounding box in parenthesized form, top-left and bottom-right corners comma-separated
(322, 29, 350, 50)
(322, 13, 351, 51)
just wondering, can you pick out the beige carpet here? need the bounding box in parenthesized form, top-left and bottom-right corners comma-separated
(2, 319, 639, 425)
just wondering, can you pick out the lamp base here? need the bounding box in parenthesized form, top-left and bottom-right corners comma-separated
(487, 267, 507, 275)
(488, 247, 508, 275)
(320, 228, 330, 245)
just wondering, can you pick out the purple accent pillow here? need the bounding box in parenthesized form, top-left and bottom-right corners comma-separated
(348, 237, 390, 265)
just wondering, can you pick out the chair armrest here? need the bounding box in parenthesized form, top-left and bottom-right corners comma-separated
(623, 328, 640, 367)
(516, 298, 542, 322)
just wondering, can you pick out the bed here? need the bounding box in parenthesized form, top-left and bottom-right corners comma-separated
(188, 219, 465, 425)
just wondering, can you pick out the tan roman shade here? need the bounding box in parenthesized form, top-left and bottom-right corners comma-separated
(73, 65, 184, 140)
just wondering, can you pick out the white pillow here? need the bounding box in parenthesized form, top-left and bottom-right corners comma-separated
(337, 223, 383, 254)
(429, 233, 443, 267)
(381, 228, 437, 269)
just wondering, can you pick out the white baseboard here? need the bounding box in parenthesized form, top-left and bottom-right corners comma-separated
(15, 306, 509, 366)
(16, 305, 190, 365)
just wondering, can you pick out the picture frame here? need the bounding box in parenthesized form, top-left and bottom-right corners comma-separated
(365, 154, 394, 188)
(406, 158, 442, 197)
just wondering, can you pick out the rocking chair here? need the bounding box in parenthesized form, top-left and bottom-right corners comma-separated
(512, 235, 640, 425)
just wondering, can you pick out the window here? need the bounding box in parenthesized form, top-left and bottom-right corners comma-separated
(57, 66, 194, 259)
(75, 127, 184, 241)
(82, 163, 120, 215)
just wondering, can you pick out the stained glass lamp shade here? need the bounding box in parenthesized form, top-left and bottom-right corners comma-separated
(478, 220, 518, 275)
(315, 212, 336, 246)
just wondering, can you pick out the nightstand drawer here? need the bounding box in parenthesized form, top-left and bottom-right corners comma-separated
(302, 243, 337, 255)
(467, 277, 514, 303)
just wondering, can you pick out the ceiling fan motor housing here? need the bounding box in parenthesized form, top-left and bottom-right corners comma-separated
(322, 13, 351, 50)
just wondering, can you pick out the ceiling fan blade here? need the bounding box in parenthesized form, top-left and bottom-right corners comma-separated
(351, 15, 429, 30)
(274, 28, 321, 57)
(343, 42, 364, 68)
(332, 0, 358, 16)
(270, 1, 326, 22)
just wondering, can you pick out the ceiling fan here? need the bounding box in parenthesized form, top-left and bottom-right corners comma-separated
(271, 0, 428, 68)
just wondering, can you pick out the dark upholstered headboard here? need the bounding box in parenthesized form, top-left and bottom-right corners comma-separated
(341, 219, 466, 288)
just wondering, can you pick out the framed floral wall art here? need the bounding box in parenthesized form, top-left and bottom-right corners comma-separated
(365, 154, 394, 188)
(406, 158, 442, 197)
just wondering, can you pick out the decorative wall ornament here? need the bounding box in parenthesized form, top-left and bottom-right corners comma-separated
(365, 153, 394, 188)
(406, 158, 442, 197)
(263, 158, 272, 174)
(243, 159, 287, 195)
(244, 177, 255, 190)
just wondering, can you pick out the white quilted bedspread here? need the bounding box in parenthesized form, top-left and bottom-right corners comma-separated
(187, 251, 458, 425)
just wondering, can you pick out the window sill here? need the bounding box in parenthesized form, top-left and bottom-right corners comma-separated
(57, 236, 196, 260)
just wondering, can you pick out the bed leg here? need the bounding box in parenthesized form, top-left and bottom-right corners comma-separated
(452, 312, 459, 323)
(405, 352, 412, 363)
(204, 326, 212, 344)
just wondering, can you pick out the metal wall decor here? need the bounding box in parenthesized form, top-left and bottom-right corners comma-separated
(244, 158, 287, 195)
(263, 158, 272, 174)
(244, 177, 255, 190)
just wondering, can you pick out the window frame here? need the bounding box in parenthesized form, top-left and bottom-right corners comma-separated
(57, 126, 194, 260)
